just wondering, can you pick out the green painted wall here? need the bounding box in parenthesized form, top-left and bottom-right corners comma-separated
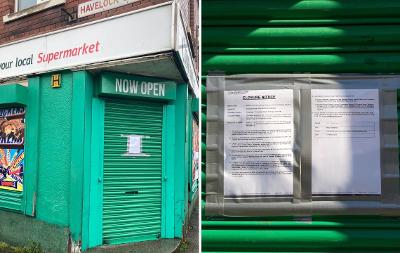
(0, 209, 69, 252)
(36, 72, 73, 226)
(0, 84, 27, 105)
(174, 83, 189, 238)
(0, 73, 74, 252)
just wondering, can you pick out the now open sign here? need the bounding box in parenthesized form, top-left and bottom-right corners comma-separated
(100, 72, 176, 100)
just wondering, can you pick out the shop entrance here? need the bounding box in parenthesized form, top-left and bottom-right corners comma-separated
(102, 98, 164, 245)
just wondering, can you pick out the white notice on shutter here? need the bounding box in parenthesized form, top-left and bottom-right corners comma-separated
(128, 135, 142, 154)
(311, 89, 381, 195)
(224, 89, 294, 196)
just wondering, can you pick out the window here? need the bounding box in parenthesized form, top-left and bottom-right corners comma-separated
(16, 0, 47, 11)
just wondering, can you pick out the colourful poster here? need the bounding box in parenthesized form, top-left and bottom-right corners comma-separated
(192, 120, 199, 183)
(0, 107, 25, 146)
(0, 149, 24, 191)
(0, 107, 25, 192)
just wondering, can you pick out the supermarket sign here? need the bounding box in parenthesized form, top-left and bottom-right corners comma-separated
(0, 4, 172, 80)
(0, 41, 101, 73)
(78, 0, 139, 18)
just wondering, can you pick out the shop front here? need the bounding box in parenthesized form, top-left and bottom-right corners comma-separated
(0, 2, 198, 252)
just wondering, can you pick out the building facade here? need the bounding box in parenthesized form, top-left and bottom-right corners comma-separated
(0, 0, 199, 252)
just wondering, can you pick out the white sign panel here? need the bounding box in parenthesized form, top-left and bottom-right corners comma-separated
(78, 0, 139, 18)
(175, 13, 199, 97)
(0, 5, 172, 80)
(311, 89, 381, 195)
(224, 89, 294, 196)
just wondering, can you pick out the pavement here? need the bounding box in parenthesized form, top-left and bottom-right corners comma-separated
(174, 196, 199, 253)
(86, 239, 181, 253)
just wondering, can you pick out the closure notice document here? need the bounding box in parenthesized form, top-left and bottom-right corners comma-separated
(224, 89, 294, 196)
(311, 89, 381, 195)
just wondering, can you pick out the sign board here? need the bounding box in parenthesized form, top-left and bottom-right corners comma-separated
(0, 5, 172, 80)
(224, 89, 294, 196)
(175, 12, 199, 97)
(99, 72, 176, 100)
(78, 0, 139, 18)
(311, 89, 381, 194)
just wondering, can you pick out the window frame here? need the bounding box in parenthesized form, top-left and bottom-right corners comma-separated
(3, 0, 65, 23)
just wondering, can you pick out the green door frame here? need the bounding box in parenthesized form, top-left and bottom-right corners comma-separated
(85, 95, 177, 249)
(162, 102, 176, 239)
(86, 97, 104, 249)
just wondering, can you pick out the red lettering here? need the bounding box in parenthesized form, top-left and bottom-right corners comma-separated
(47, 53, 54, 63)
(79, 4, 86, 14)
(95, 41, 100, 52)
(37, 52, 43, 63)
(85, 4, 93, 13)
(36, 41, 100, 65)
(54, 52, 60, 60)
(72, 48, 78, 56)
(82, 43, 89, 54)
(88, 44, 95, 53)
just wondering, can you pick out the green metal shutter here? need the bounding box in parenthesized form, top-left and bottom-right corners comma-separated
(103, 99, 163, 245)
(0, 190, 22, 211)
(202, 0, 400, 252)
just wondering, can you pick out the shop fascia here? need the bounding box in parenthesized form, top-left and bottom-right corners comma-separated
(0, 2, 198, 97)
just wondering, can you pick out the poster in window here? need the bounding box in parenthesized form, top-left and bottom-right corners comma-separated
(0, 107, 25, 192)
(192, 120, 199, 184)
